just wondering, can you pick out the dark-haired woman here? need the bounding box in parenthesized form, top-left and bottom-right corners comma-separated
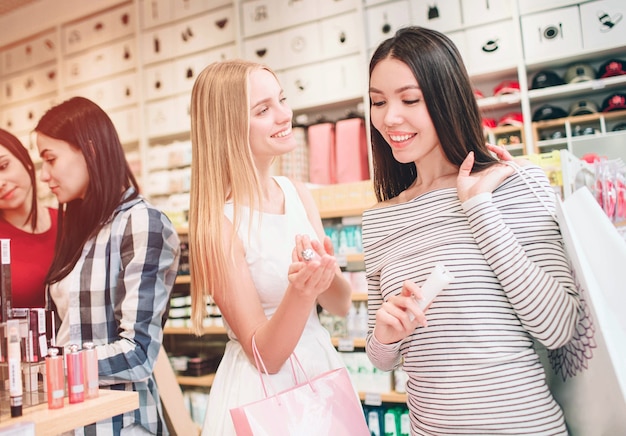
(363, 27, 579, 435)
(35, 97, 180, 435)
(0, 128, 56, 308)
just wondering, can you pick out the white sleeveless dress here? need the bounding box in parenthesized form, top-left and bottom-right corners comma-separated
(201, 176, 347, 436)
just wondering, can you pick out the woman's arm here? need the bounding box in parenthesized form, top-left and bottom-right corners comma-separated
(293, 180, 352, 317)
(461, 167, 580, 349)
(213, 213, 338, 373)
(97, 206, 180, 383)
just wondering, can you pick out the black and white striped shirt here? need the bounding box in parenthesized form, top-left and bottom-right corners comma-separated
(363, 166, 578, 435)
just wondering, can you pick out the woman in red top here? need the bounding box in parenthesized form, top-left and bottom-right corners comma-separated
(0, 128, 57, 308)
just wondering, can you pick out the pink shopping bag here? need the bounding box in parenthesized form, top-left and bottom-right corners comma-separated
(230, 338, 369, 436)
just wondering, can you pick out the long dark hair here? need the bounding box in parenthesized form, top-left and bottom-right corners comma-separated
(35, 96, 140, 284)
(0, 128, 38, 231)
(369, 26, 498, 202)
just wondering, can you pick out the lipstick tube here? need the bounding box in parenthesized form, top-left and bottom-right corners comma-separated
(7, 319, 23, 417)
(66, 344, 84, 404)
(46, 347, 64, 409)
(82, 342, 99, 399)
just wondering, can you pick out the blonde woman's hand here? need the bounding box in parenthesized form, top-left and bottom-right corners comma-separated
(288, 235, 337, 300)
(373, 280, 426, 345)
(456, 151, 515, 203)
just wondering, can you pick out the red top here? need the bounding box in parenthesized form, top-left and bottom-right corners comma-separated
(0, 208, 57, 308)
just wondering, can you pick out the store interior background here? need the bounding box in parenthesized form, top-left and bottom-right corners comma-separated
(0, 0, 624, 433)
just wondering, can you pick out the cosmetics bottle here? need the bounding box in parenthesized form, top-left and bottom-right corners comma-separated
(83, 342, 99, 399)
(7, 319, 23, 417)
(66, 343, 85, 404)
(1, 239, 14, 323)
(46, 347, 65, 409)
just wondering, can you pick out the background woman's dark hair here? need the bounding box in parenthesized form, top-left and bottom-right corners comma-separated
(369, 26, 498, 202)
(35, 96, 140, 284)
(0, 128, 39, 231)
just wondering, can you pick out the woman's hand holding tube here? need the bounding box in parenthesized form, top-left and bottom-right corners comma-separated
(373, 280, 427, 345)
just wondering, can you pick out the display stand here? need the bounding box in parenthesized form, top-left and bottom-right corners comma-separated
(0, 389, 139, 435)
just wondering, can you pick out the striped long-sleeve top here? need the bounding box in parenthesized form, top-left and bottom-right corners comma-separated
(363, 165, 579, 435)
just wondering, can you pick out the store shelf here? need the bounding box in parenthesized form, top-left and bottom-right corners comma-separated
(528, 75, 626, 104)
(360, 391, 407, 404)
(176, 373, 215, 388)
(332, 337, 366, 348)
(164, 326, 226, 336)
(175, 275, 190, 285)
(0, 390, 139, 436)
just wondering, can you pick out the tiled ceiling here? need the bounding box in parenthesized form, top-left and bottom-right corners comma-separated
(0, 0, 39, 16)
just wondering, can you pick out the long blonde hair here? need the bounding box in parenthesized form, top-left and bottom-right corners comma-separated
(188, 59, 273, 335)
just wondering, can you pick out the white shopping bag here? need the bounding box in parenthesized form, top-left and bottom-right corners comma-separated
(544, 187, 626, 436)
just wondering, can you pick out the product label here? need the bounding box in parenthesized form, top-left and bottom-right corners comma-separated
(1, 239, 9, 264)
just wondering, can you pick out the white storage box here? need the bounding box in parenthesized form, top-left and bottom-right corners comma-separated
(519, 0, 583, 16)
(241, 0, 281, 37)
(1, 65, 58, 105)
(277, 0, 318, 27)
(141, 26, 176, 65)
(321, 55, 366, 104)
(144, 62, 177, 101)
(70, 72, 138, 111)
(411, 0, 463, 33)
(318, 0, 358, 19)
(280, 63, 324, 110)
(140, 0, 172, 29)
(465, 19, 519, 76)
(461, 0, 512, 27)
(365, 0, 413, 50)
(62, 4, 135, 56)
(109, 106, 140, 144)
(319, 12, 361, 60)
(579, 0, 626, 51)
(281, 22, 322, 70)
(2, 31, 57, 75)
(172, 7, 236, 58)
(243, 32, 284, 70)
(520, 5, 583, 64)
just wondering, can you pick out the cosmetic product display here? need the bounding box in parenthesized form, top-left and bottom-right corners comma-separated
(66, 344, 85, 404)
(82, 342, 99, 399)
(7, 319, 23, 417)
(0, 239, 13, 323)
(46, 347, 65, 409)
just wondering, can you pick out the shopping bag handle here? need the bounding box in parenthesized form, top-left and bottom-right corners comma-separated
(251, 335, 314, 402)
(504, 160, 558, 219)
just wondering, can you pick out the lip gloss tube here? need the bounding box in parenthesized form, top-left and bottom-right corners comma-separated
(82, 342, 99, 399)
(66, 343, 84, 404)
(7, 319, 23, 417)
(46, 347, 65, 409)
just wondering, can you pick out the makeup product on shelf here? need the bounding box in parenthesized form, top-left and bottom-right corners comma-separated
(66, 343, 85, 404)
(7, 319, 23, 417)
(83, 342, 99, 399)
(1, 239, 13, 323)
(46, 347, 65, 409)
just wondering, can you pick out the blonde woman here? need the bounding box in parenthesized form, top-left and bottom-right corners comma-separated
(188, 60, 354, 435)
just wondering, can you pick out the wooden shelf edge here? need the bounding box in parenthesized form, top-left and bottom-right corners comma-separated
(359, 391, 407, 404)
(176, 373, 215, 387)
(175, 275, 191, 285)
(164, 326, 226, 335)
(0, 390, 139, 436)
(332, 337, 366, 348)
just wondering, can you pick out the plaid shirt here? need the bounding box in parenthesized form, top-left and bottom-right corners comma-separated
(48, 188, 180, 435)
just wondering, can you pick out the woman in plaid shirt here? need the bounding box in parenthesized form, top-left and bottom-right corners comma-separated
(34, 96, 180, 435)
